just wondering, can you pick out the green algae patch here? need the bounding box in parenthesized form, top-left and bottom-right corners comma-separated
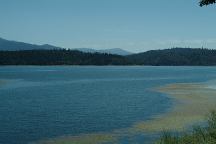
(0, 80, 7, 87)
(132, 83, 216, 132)
(36, 81, 216, 144)
(37, 133, 118, 144)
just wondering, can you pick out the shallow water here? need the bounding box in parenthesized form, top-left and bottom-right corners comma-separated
(1, 66, 216, 144)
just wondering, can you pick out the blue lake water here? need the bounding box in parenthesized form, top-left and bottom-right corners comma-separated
(1, 66, 216, 144)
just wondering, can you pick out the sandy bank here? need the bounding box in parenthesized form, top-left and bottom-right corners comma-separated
(37, 81, 216, 144)
(133, 82, 216, 132)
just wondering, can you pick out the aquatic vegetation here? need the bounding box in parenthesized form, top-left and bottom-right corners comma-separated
(132, 83, 216, 133)
(37, 82, 216, 144)
(157, 111, 216, 144)
(0, 80, 7, 86)
(37, 133, 117, 144)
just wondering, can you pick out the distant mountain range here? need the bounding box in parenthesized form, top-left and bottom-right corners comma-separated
(0, 37, 132, 56)
(73, 48, 132, 56)
(0, 37, 61, 51)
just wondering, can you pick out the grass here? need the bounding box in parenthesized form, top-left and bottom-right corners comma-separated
(157, 110, 216, 144)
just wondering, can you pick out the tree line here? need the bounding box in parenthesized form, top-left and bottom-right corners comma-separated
(1, 48, 216, 66)
(0, 49, 130, 65)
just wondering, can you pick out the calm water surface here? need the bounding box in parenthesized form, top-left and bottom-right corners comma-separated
(1, 66, 216, 144)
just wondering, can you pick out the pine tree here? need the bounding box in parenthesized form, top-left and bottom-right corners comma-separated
(200, 0, 216, 6)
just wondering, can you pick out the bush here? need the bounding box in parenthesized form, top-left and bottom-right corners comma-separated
(157, 111, 216, 144)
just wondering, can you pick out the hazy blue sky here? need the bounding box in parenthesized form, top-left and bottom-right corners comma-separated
(0, 0, 216, 52)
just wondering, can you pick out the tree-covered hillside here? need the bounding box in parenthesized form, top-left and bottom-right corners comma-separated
(1, 48, 216, 66)
(127, 48, 216, 66)
(0, 49, 130, 65)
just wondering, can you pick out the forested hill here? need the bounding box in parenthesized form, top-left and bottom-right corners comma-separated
(0, 49, 130, 65)
(127, 48, 216, 66)
(1, 48, 216, 66)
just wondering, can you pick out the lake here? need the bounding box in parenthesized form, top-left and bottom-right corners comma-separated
(1, 66, 216, 144)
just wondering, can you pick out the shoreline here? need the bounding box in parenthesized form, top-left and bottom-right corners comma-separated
(132, 82, 216, 132)
(36, 80, 216, 143)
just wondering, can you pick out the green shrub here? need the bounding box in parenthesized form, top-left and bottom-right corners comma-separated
(157, 111, 216, 144)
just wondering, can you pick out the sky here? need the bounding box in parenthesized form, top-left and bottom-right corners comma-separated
(0, 0, 216, 53)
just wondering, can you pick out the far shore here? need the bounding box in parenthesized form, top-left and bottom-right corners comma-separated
(1, 65, 216, 67)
